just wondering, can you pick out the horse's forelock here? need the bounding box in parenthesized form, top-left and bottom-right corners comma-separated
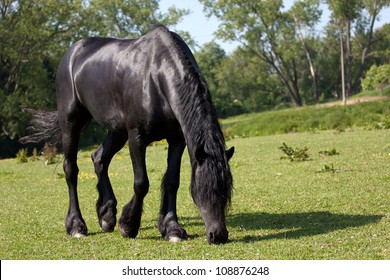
(191, 154, 233, 213)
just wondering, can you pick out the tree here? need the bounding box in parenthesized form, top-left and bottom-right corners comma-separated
(313, 32, 342, 100)
(195, 42, 226, 96)
(200, 0, 322, 106)
(327, 0, 390, 98)
(0, 0, 190, 158)
(214, 49, 284, 116)
(0, 0, 86, 139)
(369, 24, 390, 65)
(352, 0, 390, 93)
(86, 0, 191, 38)
(290, 0, 322, 102)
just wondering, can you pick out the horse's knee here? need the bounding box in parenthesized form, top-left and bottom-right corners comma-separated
(134, 179, 149, 198)
(63, 159, 78, 180)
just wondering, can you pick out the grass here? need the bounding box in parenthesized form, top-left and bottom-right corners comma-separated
(349, 86, 390, 99)
(1, 128, 389, 260)
(221, 99, 390, 138)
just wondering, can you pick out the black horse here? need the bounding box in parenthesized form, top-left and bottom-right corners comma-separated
(21, 25, 234, 244)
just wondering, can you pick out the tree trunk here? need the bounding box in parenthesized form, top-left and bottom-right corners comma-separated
(272, 63, 303, 107)
(345, 20, 354, 97)
(339, 26, 346, 106)
(294, 16, 318, 102)
(248, 42, 303, 107)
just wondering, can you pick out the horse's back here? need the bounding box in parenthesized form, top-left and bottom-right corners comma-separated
(55, 25, 188, 139)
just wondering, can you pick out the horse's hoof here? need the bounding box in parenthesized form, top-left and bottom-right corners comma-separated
(101, 220, 115, 233)
(71, 231, 87, 238)
(97, 200, 117, 232)
(119, 225, 137, 238)
(168, 236, 184, 243)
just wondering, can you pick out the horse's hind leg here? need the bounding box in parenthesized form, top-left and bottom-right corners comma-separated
(60, 110, 91, 237)
(92, 131, 127, 232)
(158, 140, 187, 242)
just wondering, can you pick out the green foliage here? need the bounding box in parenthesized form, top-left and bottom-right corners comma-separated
(15, 148, 28, 164)
(0, 0, 86, 138)
(370, 23, 390, 65)
(326, 0, 390, 96)
(319, 148, 340, 157)
(31, 148, 38, 162)
(196, 46, 284, 117)
(279, 142, 310, 162)
(201, 0, 390, 104)
(0, 0, 190, 157)
(87, 0, 191, 39)
(361, 64, 390, 93)
(201, 0, 313, 106)
(212, 49, 283, 116)
(194, 42, 233, 116)
(317, 163, 337, 173)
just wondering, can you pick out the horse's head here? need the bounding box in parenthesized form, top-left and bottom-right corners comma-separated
(191, 146, 234, 244)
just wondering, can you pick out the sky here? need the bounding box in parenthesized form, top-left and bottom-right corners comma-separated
(160, 0, 390, 54)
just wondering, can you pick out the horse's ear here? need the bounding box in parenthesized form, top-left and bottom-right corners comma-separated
(226, 146, 235, 161)
(195, 143, 207, 165)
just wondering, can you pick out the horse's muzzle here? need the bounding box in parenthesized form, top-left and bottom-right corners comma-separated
(207, 227, 229, 244)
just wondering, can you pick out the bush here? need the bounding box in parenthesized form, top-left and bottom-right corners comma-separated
(16, 148, 28, 163)
(361, 64, 390, 93)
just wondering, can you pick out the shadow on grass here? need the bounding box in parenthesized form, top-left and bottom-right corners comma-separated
(227, 211, 383, 243)
(122, 211, 382, 243)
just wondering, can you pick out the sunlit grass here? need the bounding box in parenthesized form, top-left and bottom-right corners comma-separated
(0, 129, 389, 259)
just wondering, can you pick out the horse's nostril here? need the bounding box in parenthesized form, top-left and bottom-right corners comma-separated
(208, 229, 228, 244)
(208, 232, 215, 244)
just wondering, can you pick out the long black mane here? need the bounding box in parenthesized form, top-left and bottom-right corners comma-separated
(167, 29, 233, 210)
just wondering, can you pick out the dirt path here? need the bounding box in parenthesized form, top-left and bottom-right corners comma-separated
(317, 96, 390, 108)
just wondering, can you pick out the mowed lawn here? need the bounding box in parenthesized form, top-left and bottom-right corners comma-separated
(0, 129, 389, 259)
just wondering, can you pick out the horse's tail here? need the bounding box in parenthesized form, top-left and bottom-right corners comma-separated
(19, 109, 61, 147)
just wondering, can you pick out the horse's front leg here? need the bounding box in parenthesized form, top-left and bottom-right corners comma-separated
(118, 132, 149, 238)
(158, 140, 188, 242)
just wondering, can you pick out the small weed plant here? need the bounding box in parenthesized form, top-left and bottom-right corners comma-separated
(279, 142, 310, 162)
(42, 143, 58, 165)
(317, 163, 338, 173)
(30, 148, 38, 162)
(319, 148, 340, 157)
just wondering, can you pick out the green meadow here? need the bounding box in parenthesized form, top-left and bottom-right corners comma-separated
(1, 126, 389, 259)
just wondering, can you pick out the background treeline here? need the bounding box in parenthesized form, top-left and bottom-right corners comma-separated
(1, 0, 389, 158)
(197, 0, 390, 114)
